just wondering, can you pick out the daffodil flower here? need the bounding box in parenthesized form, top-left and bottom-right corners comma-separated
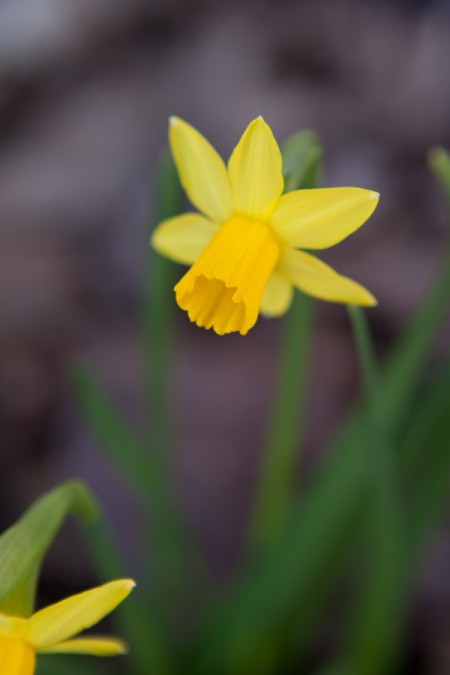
(152, 116, 379, 335)
(0, 579, 135, 675)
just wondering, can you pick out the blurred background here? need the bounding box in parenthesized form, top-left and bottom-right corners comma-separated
(0, 0, 450, 672)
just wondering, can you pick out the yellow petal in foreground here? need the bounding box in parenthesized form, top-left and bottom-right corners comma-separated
(41, 636, 127, 656)
(228, 117, 284, 221)
(0, 638, 35, 675)
(270, 188, 379, 249)
(152, 213, 219, 265)
(175, 216, 280, 335)
(260, 271, 294, 317)
(169, 117, 233, 223)
(27, 580, 135, 650)
(280, 248, 377, 307)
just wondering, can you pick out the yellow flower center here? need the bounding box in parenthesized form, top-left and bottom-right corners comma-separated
(174, 216, 280, 335)
(0, 637, 35, 675)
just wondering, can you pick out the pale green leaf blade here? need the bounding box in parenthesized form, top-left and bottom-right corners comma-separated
(281, 130, 323, 192)
(0, 481, 97, 616)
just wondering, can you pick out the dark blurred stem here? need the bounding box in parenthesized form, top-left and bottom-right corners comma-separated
(249, 292, 313, 552)
(142, 150, 183, 457)
(141, 151, 192, 606)
(345, 306, 407, 675)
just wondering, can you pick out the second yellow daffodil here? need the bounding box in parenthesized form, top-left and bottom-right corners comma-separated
(0, 579, 134, 675)
(152, 116, 379, 335)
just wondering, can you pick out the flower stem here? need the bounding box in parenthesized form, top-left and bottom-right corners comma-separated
(249, 292, 313, 551)
(247, 131, 322, 554)
(142, 150, 183, 456)
(141, 150, 195, 605)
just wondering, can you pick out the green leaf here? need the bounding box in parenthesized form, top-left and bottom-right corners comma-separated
(71, 365, 161, 501)
(0, 481, 97, 616)
(382, 261, 450, 435)
(83, 521, 176, 675)
(281, 130, 323, 192)
(343, 307, 406, 675)
(317, 365, 450, 675)
(409, 417, 450, 554)
(383, 141, 450, 435)
(195, 467, 362, 675)
(401, 362, 450, 553)
(71, 366, 186, 593)
(400, 362, 450, 482)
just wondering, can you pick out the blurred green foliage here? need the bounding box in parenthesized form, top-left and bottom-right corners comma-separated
(66, 141, 450, 675)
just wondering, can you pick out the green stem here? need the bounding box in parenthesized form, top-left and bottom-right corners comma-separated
(250, 293, 313, 551)
(142, 150, 183, 456)
(348, 307, 389, 448)
(140, 151, 193, 603)
(248, 131, 322, 555)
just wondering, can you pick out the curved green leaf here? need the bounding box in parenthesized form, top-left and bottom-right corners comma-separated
(0, 481, 98, 616)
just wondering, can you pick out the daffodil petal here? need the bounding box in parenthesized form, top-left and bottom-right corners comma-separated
(26, 580, 135, 650)
(279, 249, 377, 306)
(39, 636, 127, 656)
(169, 117, 233, 223)
(151, 213, 219, 265)
(270, 188, 379, 249)
(260, 272, 293, 317)
(0, 615, 27, 639)
(0, 637, 35, 675)
(228, 117, 284, 220)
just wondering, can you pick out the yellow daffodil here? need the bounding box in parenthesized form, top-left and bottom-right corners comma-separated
(152, 116, 379, 335)
(0, 579, 135, 675)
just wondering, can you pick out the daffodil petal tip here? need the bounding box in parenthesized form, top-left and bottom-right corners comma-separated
(353, 290, 378, 307)
(228, 117, 283, 219)
(115, 578, 136, 594)
(370, 191, 380, 201)
(40, 636, 129, 657)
